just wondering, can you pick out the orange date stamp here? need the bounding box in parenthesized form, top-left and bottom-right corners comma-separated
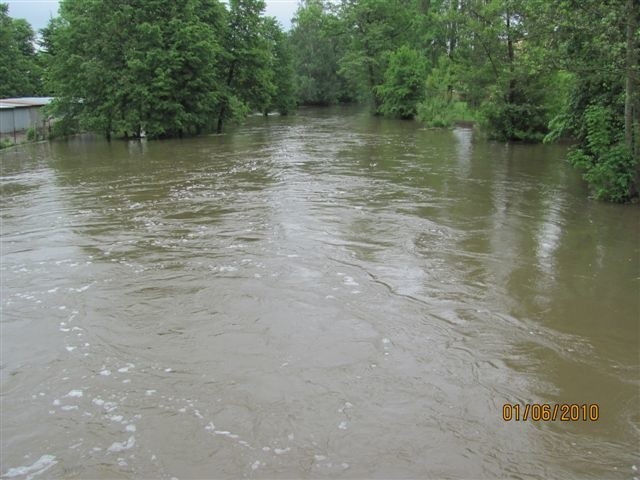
(502, 403, 600, 422)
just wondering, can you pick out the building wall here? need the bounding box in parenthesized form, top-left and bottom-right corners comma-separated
(0, 106, 44, 134)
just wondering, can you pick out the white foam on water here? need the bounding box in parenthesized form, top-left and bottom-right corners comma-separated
(108, 436, 135, 453)
(145, 390, 156, 396)
(66, 390, 83, 398)
(338, 421, 348, 430)
(99, 370, 111, 376)
(343, 276, 358, 286)
(47, 288, 58, 293)
(2, 454, 57, 480)
(287, 433, 294, 441)
(251, 461, 260, 470)
(65, 346, 76, 352)
(274, 447, 290, 455)
(92, 398, 104, 406)
(122, 379, 131, 384)
(219, 266, 238, 272)
(52, 399, 60, 406)
(205, 422, 215, 431)
(61, 405, 78, 411)
(69, 285, 91, 293)
(262, 447, 270, 452)
(117, 364, 135, 373)
(125, 424, 136, 432)
(314, 455, 327, 461)
(109, 415, 124, 422)
(178, 408, 186, 413)
(164, 368, 172, 373)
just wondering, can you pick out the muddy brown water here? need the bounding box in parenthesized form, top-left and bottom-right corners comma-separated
(1, 107, 639, 479)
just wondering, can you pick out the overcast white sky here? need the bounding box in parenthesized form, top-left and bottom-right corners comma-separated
(6, 0, 299, 31)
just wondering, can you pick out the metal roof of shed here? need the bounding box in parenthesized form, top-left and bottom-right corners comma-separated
(0, 97, 54, 109)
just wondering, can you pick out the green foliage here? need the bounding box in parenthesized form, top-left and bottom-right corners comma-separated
(0, 138, 14, 149)
(0, 3, 43, 96)
(479, 80, 549, 142)
(337, 0, 417, 111)
(263, 19, 296, 115)
(289, 1, 350, 105)
(376, 46, 427, 119)
(418, 99, 475, 128)
(216, 0, 285, 131)
(568, 105, 636, 202)
(417, 56, 475, 127)
(26, 127, 36, 141)
(41, 0, 293, 137)
(48, 0, 229, 139)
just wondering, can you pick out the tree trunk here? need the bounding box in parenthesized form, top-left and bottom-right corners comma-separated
(626, 0, 639, 195)
(217, 105, 225, 134)
(217, 61, 237, 134)
(506, 9, 515, 105)
(625, 0, 637, 155)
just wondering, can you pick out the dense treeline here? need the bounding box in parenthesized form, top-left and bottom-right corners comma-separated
(0, 0, 294, 139)
(0, 0, 638, 202)
(289, 0, 639, 202)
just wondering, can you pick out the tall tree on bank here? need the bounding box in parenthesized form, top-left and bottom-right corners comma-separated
(0, 3, 42, 97)
(48, 0, 227, 139)
(542, 0, 639, 201)
(289, 0, 351, 105)
(216, 0, 274, 133)
(338, 0, 418, 112)
(262, 17, 296, 115)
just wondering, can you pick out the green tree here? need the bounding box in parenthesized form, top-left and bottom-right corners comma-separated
(290, 0, 351, 105)
(542, 0, 639, 201)
(48, 0, 227, 139)
(262, 18, 296, 115)
(216, 0, 275, 132)
(0, 4, 42, 96)
(338, 0, 417, 111)
(376, 45, 427, 119)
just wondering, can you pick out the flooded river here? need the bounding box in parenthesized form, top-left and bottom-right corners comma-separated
(1, 107, 639, 479)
